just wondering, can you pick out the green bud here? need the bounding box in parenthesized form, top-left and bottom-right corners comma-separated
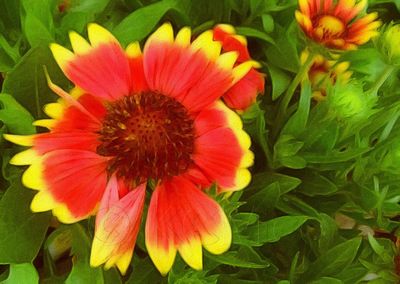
(327, 82, 376, 122)
(375, 23, 400, 66)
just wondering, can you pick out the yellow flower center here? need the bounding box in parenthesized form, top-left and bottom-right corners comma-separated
(315, 15, 345, 39)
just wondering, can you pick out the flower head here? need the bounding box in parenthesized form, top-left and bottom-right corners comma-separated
(301, 50, 352, 100)
(213, 24, 265, 110)
(327, 81, 376, 121)
(295, 0, 381, 50)
(375, 23, 400, 66)
(4, 23, 255, 275)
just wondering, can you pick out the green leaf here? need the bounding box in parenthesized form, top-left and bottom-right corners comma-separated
(248, 216, 310, 244)
(236, 27, 275, 44)
(317, 213, 338, 252)
(367, 234, 393, 263)
(282, 81, 312, 136)
(245, 173, 301, 214)
(69, 0, 111, 13)
(2, 44, 69, 119)
(299, 238, 362, 282)
(261, 14, 274, 33)
(3, 263, 39, 284)
(23, 14, 54, 47)
(113, 1, 178, 45)
(0, 178, 51, 263)
(65, 224, 105, 284)
(265, 23, 299, 73)
(268, 64, 291, 100)
(126, 257, 163, 284)
(21, 0, 54, 47)
(206, 246, 270, 269)
(296, 171, 338, 196)
(0, 93, 35, 134)
(311, 277, 343, 284)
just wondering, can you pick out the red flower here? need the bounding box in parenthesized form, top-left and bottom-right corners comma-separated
(295, 0, 381, 50)
(5, 23, 255, 274)
(213, 24, 265, 110)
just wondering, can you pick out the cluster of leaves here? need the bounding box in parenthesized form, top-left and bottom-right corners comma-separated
(0, 0, 400, 283)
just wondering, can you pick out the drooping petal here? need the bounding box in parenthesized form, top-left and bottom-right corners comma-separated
(145, 176, 231, 275)
(51, 24, 131, 100)
(26, 149, 109, 223)
(90, 175, 146, 274)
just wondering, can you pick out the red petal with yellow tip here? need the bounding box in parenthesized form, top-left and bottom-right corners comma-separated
(65, 42, 131, 100)
(223, 68, 265, 110)
(42, 150, 109, 220)
(90, 176, 145, 275)
(145, 176, 231, 275)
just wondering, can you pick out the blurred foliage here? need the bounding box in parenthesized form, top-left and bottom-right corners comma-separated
(0, 0, 400, 283)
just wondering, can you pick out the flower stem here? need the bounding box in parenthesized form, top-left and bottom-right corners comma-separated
(273, 52, 315, 138)
(368, 65, 396, 95)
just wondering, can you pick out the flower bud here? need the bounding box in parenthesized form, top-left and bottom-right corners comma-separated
(327, 82, 376, 121)
(376, 23, 400, 66)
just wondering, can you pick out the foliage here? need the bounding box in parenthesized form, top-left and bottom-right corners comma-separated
(0, 0, 400, 283)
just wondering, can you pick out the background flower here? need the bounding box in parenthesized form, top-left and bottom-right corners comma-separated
(296, 0, 381, 50)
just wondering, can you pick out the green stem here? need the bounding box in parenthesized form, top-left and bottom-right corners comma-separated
(273, 52, 315, 138)
(368, 65, 395, 95)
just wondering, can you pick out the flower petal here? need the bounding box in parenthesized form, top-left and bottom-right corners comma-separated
(28, 150, 109, 223)
(145, 176, 231, 274)
(90, 176, 146, 274)
(51, 24, 131, 100)
(193, 101, 253, 192)
(223, 68, 265, 110)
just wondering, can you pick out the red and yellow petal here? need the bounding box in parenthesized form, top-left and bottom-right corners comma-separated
(22, 150, 109, 223)
(145, 176, 231, 275)
(142, 23, 257, 113)
(223, 68, 265, 110)
(51, 24, 131, 100)
(126, 42, 148, 94)
(213, 24, 250, 62)
(192, 101, 253, 193)
(213, 24, 265, 110)
(90, 176, 146, 274)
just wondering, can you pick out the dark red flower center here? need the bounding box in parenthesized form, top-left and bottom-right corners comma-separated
(96, 92, 195, 184)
